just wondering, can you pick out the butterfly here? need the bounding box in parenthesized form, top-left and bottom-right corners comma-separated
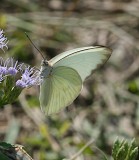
(39, 46, 112, 115)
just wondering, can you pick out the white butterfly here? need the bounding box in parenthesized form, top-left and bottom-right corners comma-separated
(39, 46, 112, 115)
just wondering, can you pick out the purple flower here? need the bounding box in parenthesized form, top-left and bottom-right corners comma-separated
(6, 58, 22, 75)
(16, 66, 41, 88)
(0, 29, 8, 51)
(0, 57, 24, 84)
(7, 67, 18, 75)
(0, 66, 7, 75)
(0, 58, 22, 76)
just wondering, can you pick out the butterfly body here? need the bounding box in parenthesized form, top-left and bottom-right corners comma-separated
(39, 46, 112, 115)
(40, 60, 53, 78)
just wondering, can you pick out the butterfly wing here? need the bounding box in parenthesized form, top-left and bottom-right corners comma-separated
(49, 46, 112, 81)
(39, 66, 82, 115)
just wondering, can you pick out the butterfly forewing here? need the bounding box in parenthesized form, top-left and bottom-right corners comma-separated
(40, 66, 82, 115)
(49, 46, 111, 81)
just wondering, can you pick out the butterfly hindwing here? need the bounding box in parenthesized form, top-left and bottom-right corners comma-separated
(39, 66, 82, 115)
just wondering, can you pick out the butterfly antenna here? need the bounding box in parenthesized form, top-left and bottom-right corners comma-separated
(25, 32, 46, 60)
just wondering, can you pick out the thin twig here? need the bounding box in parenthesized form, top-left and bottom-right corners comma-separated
(92, 146, 108, 160)
(63, 138, 94, 160)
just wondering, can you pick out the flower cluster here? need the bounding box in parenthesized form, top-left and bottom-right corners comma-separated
(0, 57, 41, 106)
(0, 57, 41, 87)
(0, 29, 41, 106)
(0, 30, 8, 51)
(0, 29, 40, 88)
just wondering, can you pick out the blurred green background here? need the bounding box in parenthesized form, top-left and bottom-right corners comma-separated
(0, 0, 139, 159)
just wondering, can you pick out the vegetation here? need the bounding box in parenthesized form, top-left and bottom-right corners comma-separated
(0, 0, 139, 159)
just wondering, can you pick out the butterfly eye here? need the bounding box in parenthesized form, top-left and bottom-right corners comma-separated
(41, 60, 49, 66)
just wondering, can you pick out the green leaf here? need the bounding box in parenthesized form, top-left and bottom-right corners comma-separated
(4, 76, 15, 94)
(0, 142, 12, 149)
(112, 138, 121, 159)
(0, 142, 13, 160)
(6, 86, 22, 103)
(112, 138, 138, 160)
(129, 147, 138, 160)
(0, 152, 10, 160)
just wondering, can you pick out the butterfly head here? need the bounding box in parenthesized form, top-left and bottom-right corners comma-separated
(40, 60, 53, 78)
(41, 60, 49, 66)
